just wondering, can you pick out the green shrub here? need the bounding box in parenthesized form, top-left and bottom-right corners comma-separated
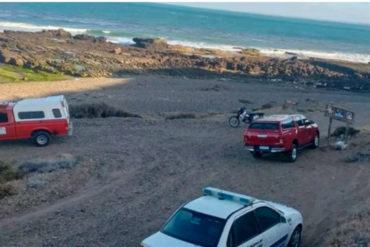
(0, 64, 66, 82)
(0, 161, 24, 182)
(70, 103, 141, 119)
(0, 161, 24, 200)
(0, 183, 15, 199)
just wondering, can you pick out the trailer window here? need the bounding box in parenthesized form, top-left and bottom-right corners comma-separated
(18, 111, 45, 120)
(52, 109, 62, 118)
(0, 112, 8, 123)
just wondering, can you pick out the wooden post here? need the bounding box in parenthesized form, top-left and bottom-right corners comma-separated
(327, 117, 333, 145)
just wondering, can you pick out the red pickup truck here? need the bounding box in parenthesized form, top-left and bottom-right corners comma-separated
(0, 95, 72, 147)
(244, 114, 319, 162)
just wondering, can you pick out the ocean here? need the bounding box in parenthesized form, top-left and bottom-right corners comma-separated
(0, 2, 370, 63)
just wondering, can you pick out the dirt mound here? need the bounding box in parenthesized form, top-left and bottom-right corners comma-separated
(70, 103, 141, 119)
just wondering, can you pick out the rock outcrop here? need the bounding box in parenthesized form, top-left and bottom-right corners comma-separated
(133, 37, 168, 49)
(0, 29, 369, 90)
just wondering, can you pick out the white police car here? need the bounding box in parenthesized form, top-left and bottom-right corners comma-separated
(141, 187, 303, 247)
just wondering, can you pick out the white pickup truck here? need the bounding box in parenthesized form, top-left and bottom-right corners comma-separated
(141, 187, 303, 247)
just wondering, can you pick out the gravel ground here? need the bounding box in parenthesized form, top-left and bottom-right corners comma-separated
(0, 75, 369, 247)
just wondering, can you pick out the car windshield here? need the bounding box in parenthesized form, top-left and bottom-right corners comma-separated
(162, 208, 226, 247)
(249, 122, 279, 130)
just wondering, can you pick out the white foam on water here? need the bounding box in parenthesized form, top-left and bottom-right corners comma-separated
(257, 48, 370, 64)
(0, 21, 87, 35)
(167, 39, 242, 53)
(168, 39, 370, 64)
(106, 36, 135, 45)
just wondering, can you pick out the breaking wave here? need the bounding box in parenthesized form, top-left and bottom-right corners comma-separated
(0, 21, 87, 35)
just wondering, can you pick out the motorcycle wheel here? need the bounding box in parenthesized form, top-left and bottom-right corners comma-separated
(228, 116, 240, 128)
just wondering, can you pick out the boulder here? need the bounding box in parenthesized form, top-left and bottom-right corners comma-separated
(0, 49, 12, 63)
(53, 29, 72, 38)
(0, 49, 25, 66)
(9, 57, 24, 66)
(95, 36, 107, 43)
(41, 29, 72, 39)
(73, 34, 106, 43)
(73, 64, 86, 73)
(73, 34, 96, 41)
(133, 37, 168, 50)
(113, 47, 122, 55)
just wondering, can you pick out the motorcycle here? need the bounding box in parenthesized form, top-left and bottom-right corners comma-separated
(228, 107, 264, 128)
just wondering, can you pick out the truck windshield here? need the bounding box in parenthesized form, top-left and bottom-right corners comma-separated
(249, 122, 279, 130)
(162, 208, 226, 247)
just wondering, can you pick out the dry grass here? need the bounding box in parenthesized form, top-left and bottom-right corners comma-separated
(328, 210, 370, 247)
(0, 161, 24, 199)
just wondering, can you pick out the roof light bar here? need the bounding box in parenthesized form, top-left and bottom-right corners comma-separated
(202, 187, 255, 206)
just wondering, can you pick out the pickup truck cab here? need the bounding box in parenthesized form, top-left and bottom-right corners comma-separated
(0, 95, 72, 146)
(244, 114, 319, 162)
(141, 187, 303, 247)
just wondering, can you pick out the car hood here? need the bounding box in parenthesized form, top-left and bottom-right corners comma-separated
(142, 232, 202, 247)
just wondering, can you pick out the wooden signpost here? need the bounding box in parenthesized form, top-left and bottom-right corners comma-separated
(325, 105, 355, 145)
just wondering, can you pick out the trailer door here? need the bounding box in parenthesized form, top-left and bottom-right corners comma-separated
(61, 96, 70, 123)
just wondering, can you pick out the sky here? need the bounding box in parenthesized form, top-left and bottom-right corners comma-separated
(171, 3, 370, 25)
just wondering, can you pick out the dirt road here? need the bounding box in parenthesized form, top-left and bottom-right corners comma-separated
(0, 75, 369, 247)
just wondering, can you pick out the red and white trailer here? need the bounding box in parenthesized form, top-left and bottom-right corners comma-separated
(0, 95, 72, 146)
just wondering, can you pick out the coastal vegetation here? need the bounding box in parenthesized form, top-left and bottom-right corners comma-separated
(0, 64, 66, 83)
(0, 161, 24, 199)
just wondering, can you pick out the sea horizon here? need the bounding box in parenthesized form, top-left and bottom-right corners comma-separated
(1, 2, 370, 64)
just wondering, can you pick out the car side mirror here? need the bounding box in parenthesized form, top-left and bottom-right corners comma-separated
(305, 120, 314, 125)
(280, 216, 287, 223)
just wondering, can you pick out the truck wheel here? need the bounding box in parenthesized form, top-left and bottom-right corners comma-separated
(251, 151, 262, 159)
(288, 226, 302, 247)
(33, 131, 50, 147)
(312, 133, 320, 149)
(287, 144, 298, 162)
